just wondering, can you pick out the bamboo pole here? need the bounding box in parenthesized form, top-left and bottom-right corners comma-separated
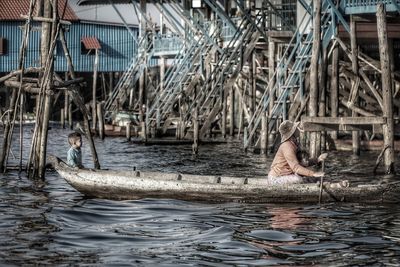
(63, 72, 68, 129)
(19, 93, 24, 173)
(309, 0, 321, 159)
(0, 0, 36, 172)
(376, 3, 395, 174)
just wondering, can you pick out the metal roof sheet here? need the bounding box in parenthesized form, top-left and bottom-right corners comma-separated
(81, 36, 101, 49)
(0, 0, 78, 21)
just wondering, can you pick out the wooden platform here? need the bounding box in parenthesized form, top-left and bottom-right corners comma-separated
(333, 139, 400, 151)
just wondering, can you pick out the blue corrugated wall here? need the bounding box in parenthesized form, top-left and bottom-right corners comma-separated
(0, 21, 157, 73)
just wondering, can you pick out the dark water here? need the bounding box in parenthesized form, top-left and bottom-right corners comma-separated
(1, 126, 400, 266)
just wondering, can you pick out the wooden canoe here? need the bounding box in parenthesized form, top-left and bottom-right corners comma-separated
(50, 156, 400, 203)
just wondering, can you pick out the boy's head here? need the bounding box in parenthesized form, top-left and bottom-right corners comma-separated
(68, 132, 82, 149)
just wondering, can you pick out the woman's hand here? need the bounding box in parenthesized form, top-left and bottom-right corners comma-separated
(313, 171, 325, 177)
(318, 153, 328, 163)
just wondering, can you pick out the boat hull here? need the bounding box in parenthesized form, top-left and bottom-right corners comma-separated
(51, 156, 400, 203)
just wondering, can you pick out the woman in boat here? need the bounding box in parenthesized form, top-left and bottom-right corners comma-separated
(267, 120, 327, 185)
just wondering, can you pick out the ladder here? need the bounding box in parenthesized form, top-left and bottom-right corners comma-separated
(243, 0, 350, 149)
(181, 11, 265, 138)
(145, 26, 221, 128)
(105, 32, 155, 112)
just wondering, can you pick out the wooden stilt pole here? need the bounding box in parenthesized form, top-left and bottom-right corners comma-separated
(37, 0, 55, 179)
(92, 48, 99, 131)
(350, 16, 360, 156)
(377, 3, 395, 174)
(126, 122, 131, 141)
(238, 83, 244, 140)
(319, 47, 327, 151)
(268, 40, 276, 144)
(309, 0, 321, 159)
(330, 38, 339, 140)
(68, 101, 72, 129)
(109, 72, 114, 99)
(221, 81, 227, 139)
(260, 112, 268, 155)
(97, 102, 105, 140)
(192, 108, 199, 155)
(19, 92, 24, 172)
(63, 72, 69, 129)
(229, 86, 235, 136)
(138, 0, 146, 123)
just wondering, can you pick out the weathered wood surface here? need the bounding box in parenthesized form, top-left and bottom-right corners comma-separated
(51, 156, 400, 203)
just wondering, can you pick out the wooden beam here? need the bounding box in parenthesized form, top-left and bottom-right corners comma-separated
(302, 122, 379, 132)
(302, 116, 386, 125)
(20, 15, 71, 25)
(309, 0, 321, 158)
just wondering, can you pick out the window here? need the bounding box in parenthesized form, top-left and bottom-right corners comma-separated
(0, 38, 7, 55)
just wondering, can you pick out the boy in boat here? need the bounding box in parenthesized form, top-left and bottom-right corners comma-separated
(67, 132, 84, 169)
(267, 120, 327, 185)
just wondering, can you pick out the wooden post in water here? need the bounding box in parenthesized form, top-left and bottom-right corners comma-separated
(221, 81, 227, 139)
(37, 0, 54, 179)
(126, 122, 131, 141)
(260, 111, 268, 155)
(63, 72, 69, 129)
(138, 0, 146, 123)
(97, 102, 105, 140)
(229, 86, 235, 136)
(319, 47, 327, 151)
(68, 101, 73, 129)
(330, 38, 339, 140)
(350, 16, 360, 156)
(60, 108, 65, 127)
(268, 40, 275, 144)
(376, 3, 395, 174)
(92, 48, 99, 131)
(309, 0, 321, 159)
(238, 83, 244, 140)
(192, 108, 199, 155)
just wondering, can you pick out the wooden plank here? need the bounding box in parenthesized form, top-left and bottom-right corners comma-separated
(302, 122, 378, 132)
(301, 116, 386, 125)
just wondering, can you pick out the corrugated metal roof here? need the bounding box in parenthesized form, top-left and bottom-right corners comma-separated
(0, 0, 78, 21)
(81, 36, 101, 49)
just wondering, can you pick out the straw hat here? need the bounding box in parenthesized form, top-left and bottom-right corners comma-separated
(279, 120, 301, 143)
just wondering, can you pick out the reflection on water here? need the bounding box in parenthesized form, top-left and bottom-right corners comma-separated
(0, 126, 399, 266)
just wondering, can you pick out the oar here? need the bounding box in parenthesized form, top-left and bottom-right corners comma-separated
(318, 160, 325, 205)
